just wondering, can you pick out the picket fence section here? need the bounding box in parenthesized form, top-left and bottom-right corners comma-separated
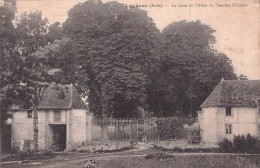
(91, 117, 197, 143)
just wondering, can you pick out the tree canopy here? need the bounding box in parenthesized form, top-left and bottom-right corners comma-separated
(0, 7, 70, 149)
(1, 1, 241, 121)
(147, 20, 237, 117)
(61, 0, 162, 118)
(0, 0, 243, 148)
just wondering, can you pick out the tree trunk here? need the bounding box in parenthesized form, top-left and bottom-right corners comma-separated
(101, 99, 109, 141)
(33, 105, 38, 150)
(89, 77, 110, 141)
(0, 112, 2, 155)
(0, 98, 7, 154)
(180, 77, 184, 115)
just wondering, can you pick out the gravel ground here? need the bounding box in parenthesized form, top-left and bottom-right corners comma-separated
(1, 143, 260, 168)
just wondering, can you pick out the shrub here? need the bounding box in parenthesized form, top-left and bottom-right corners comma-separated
(233, 135, 246, 153)
(218, 138, 233, 153)
(156, 117, 195, 140)
(244, 134, 259, 153)
(145, 153, 173, 160)
(154, 145, 218, 153)
(19, 149, 54, 160)
(218, 134, 260, 154)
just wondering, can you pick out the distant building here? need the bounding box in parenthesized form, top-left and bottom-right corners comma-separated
(198, 80, 260, 146)
(9, 85, 92, 151)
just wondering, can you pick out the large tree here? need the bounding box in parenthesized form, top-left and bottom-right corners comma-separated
(148, 20, 237, 117)
(61, 0, 162, 138)
(1, 8, 70, 150)
(0, 0, 17, 154)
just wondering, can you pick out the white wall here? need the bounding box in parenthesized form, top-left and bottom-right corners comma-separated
(217, 107, 258, 141)
(66, 109, 92, 150)
(11, 110, 47, 150)
(12, 109, 93, 151)
(200, 107, 258, 146)
(200, 107, 218, 146)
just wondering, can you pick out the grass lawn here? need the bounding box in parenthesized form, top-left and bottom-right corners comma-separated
(2, 152, 260, 168)
(94, 155, 260, 168)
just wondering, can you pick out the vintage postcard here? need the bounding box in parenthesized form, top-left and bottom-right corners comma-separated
(0, 0, 260, 167)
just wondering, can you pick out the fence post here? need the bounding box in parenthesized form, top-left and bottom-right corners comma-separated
(116, 118, 118, 140)
(130, 119, 132, 146)
(137, 119, 139, 142)
(123, 118, 125, 140)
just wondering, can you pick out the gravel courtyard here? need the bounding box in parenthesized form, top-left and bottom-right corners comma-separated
(1, 143, 260, 168)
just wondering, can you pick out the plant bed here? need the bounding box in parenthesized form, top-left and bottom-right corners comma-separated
(75, 141, 133, 153)
(154, 139, 218, 152)
(154, 145, 219, 153)
(0, 149, 55, 162)
(218, 134, 260, 154)
(94, 146, 134, 153)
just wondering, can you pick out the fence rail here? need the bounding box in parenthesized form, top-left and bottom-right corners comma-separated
(91, 116, 198, 142)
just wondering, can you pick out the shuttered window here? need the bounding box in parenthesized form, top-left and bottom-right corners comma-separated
(54, 110, 61, 122)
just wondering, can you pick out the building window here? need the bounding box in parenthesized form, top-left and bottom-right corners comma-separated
(225, 124, 232, 134)
(27, 110, 32, 118)
(54, 110, 61, 122)
(226, 107, 232, 116)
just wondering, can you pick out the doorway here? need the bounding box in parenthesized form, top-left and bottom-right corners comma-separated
(50, 124, 66, 151)
(1, 124, 11, 153)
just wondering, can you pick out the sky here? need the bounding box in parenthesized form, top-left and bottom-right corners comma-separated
(16, 0, 260, 80)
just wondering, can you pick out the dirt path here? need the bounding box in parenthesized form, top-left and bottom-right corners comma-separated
(1, 143, 156, 168)
(2, 143, 260, 168)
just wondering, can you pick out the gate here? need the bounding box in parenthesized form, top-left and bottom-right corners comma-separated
(136, 118, 158, 142)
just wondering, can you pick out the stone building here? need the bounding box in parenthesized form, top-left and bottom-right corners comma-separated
(9, 85, 92, 151)
(198, 80, 260, 146)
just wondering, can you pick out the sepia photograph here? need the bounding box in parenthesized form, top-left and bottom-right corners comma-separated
(0, 0, 260, 167)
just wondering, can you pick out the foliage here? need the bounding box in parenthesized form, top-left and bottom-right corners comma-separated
(148, 145, 219, 155)
(218, 134, 260, 154)
(76, 141, 133, 153)
(0, 0, 16, 107)
(145, 153, 173, 160)
(0, 0, 16, 154)
(156, 117, 195, 140)
(1, 10, 70, 150)
(238, 74, 248, 80)
(61, 0, 162, 118)
(218, 138, 233, 153)
(1, 10, 66, 110)
(18, 149, 54, 160)
(148, 20, 237, 117)
(156, 118, 182, 140)
(15, 11, 49, 56)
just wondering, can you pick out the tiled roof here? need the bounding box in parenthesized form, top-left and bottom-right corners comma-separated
(37, 85, 86, 109)
(201, 80, 260, 108)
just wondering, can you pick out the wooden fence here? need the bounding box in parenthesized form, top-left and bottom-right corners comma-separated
(91, 117, 197, 143)
(91, 118, 138, 142)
